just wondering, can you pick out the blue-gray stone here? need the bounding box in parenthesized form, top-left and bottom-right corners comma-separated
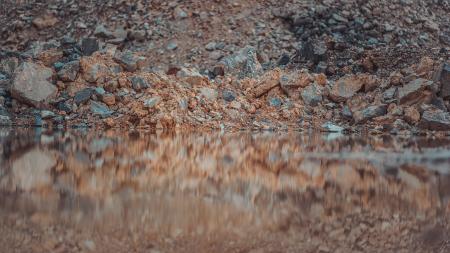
(74, 88, 93, 105)
(90, 101, 113, 118)
(222, 90, 236, 102)
(268, 97, 282, 107)
(129, 76, 150, 91)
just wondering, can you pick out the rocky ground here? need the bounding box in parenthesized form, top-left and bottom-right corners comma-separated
(0, 0, 450, 133)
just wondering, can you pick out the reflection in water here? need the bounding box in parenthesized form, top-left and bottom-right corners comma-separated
(0, 128, 449, 252)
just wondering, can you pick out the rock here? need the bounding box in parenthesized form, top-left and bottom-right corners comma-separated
(57, 61, 79, 82)
(382, 87, 397, 103)
(300, 40, 327, 64)
(143, 97, 161, 108)
(94, 24, 113, 39)
(220, 46, 263, 78)
(74, 88, 93, 105)
(113, 51, 145, 72)
(40, 110, 55, 120)
(57, 101, 72, 113)
(342, 105, 353, 119)
(301, 83, 323, 106)
(322, 122, 344, 132)
(280, 70, 311, 97)
(199, 87, 218, 101)
(177, 67, 206, 86)
(398, 78, 434, 105)
(268, 97, 282, 107)
(404, 107, 421, 124)
(329, 75, 365, 103)
(277, 53, 290, 66)
(212, 65, 225, 77)
(167, 41, 178, 50)
(253, 69, 281, 98)
(32, 14, 58, 29)
(0, 73, 8, 86)
(222, 90, 236, 102)
(80, 58, 110, 83)
(419, 108, 450, 131)
(129, 76, 150, 91)
(205, 42, 216, 51)
(389, 71, 404, 86)
(90, 101, 113, 118)
(81, 38, 99, 56)
(437, 62, 450, 99)
(102, 94, 116, 106)
(0, 114, 11, 126)
(174, 6, 188, 19)
(12, 148, 56, 191)
(11, 62, 57, 108)
(353, 104, 388, 123)
(0, 57, 19, 77)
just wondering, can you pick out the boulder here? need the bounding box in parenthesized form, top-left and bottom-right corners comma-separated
(90, 101, 113, 118)
(301, 83, 323, 106)
(419, 108, 450, 131)
(11, 62, 57, 108)
(398, 78, 433, 105)
(329, 75, 365, 103)
(353, 104, 388, 124)
(57, 60, 79, 82)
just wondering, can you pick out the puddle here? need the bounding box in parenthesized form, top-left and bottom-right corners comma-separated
(0, 128, 449, 252)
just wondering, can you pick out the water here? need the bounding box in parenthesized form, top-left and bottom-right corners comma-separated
(0, 128, 449, 252)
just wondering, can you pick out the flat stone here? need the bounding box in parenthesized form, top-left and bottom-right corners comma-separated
(398, 78, 433, 104)
(57, 61, 79, 82)
(382, 87, 397, 103)
(419, 108, 450, 131)
(74, 88, 93, 105)
(81, 38, 99, 56)
(90, 101, 113, 118)
(353, 104, 388, 124)
(301, 83, 323, 106)
(321, 122, 344, 132)
(11, 62, 57, 108)
(329, 75, 365, 103)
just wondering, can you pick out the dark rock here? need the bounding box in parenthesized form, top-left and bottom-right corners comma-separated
(222, 90, 236, 102)
(81, 38, 99, 56)
(419, 108, 450, 131)
(430, 97, 447, 111)
(342, 105, 353, 119)
(398, 78, 433, 105)
(90, 101, 113, 118)
(212, 65, 225, 77)
(113, 51, 145, 72)
(301, 83, 323, 106)
(57, 61, 79, 82)
(129, 76, 150, 91)
(277, 53, 290, 66)
(300, 40, 327, 64)
(11, 62, 57, 108)
(57, 101, 72, 113)
(315, 61, 327, 73)
(353, 104, 388, 123)
(438, 63, 450, 99)
(74, 88, 93, 105)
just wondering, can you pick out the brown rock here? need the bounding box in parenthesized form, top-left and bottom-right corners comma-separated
(11, 62, 57, 108)
(254, 69, 281, 98)
(389, 71, 404, 86)
(329, 75, 366, 102)
(32, 14, 58, 29)
(80, 57, 110, 83)
(416, 57, 434, 77)
(279, 70, 311, 97)
(404, 107, 421, 124)
(398, 78, 434, 105)
(102, 94, 116, 106)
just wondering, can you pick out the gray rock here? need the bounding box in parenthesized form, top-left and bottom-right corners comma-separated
(382, 87, 397, 103)
(90, 101, 113, 118)
(205, 42, 216, 51)
(268, 97, 282, 107)
(419, 108, 450, 131)
(0, 73, 8, 86)
(438, 62, 450, 99)
(129, 76, 150, 91)
(113, 51, 144, 72)
(199, 87, 218, 101)
(222, 90, 236, 102)
(57, 61, 79, 82)
(300, 40, 327, 64)
(301, 83, 323, 106)
(322, 122, 344, 132)
(74, 88, 93, 105)
(398, 78, 433, 104)
(167, 41, 178, 50)
(220, 46, 263, 78)
(81, 38, 99, 56)
(11, 62, 57, 108)
(0, 57, 19, 77)
(143, 97, 161, 108)
(94, 24, 113, 39)
(40, 110, 56, 119)
(342, 105, 353, 119)
(0, 114, 11, 126)
(353, 104, 388, 123)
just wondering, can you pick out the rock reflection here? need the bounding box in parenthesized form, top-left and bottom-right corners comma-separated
(0, 129, 449, 252)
